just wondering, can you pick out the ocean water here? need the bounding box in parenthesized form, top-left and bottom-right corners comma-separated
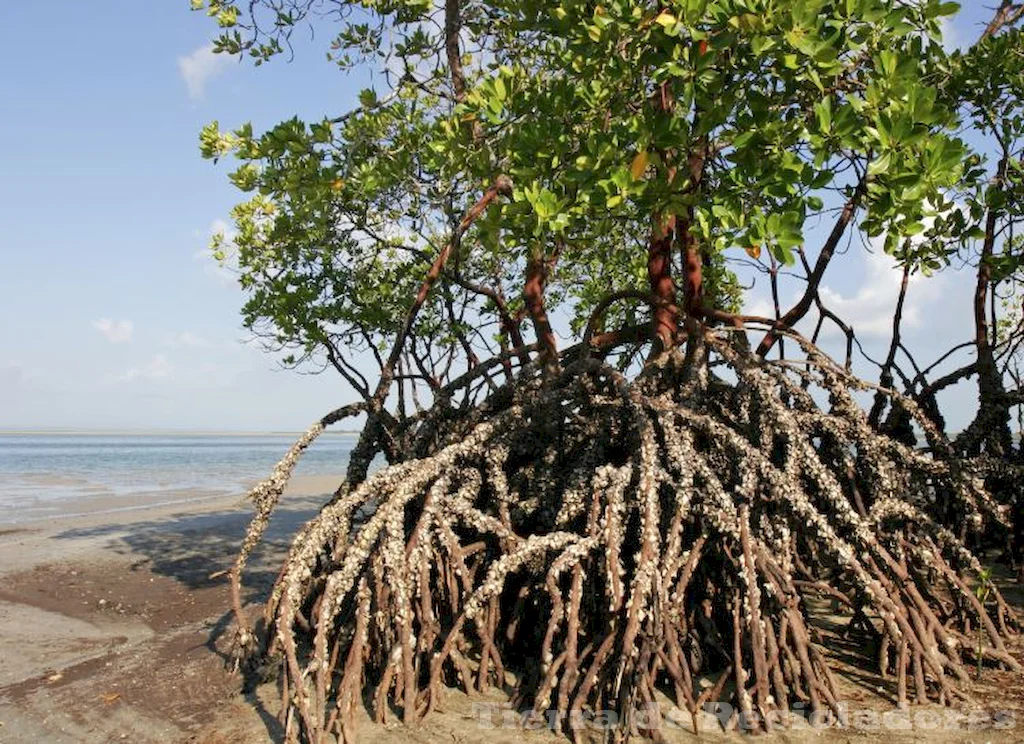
(0, 433, 354, 524)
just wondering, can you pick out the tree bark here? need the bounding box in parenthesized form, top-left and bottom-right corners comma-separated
(648, 216, 681, 351)
(524, 248, 559, 369)
(444, 0, 468, 101)
(982, 1, 1024, 40)
(869, 263, 911, 427)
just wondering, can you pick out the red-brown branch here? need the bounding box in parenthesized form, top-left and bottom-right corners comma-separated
(342, 177, 513, 485)
(982, 1, 1024, 40)
(975, 170, 1002, 362)
(648, 216, 681, 350)
(967, 154, 1013, 454)
(757, 177, 867, 357)
(868, 263, 911, 427)
(449, 272, 529, 365)
(974, 156, 1007, 370)
(680, 146, 708, 317)
(680, 223, 703, 315)
(382, 175, 513, 388)
(444, 0, 468, 101)
(524, 248, 559, 368)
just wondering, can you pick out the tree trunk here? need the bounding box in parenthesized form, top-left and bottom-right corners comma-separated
(648, 216, 681, 351)
(524, 249, 559, 369)
(969, 155, 1012, 456)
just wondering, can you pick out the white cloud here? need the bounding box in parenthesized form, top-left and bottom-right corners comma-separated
(815, 199, 973, 341)
(815, 251, 944, 338)
(93, 318, 134, 344)
(169, 331, 210, 348)
(121, 355, 175, 382)
(206, 218, 238, 251)
(743, 247, 966, 343)
(178, 43, 231, 100)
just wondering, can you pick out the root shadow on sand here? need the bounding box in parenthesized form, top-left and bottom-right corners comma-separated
(53, 499, 325, 593)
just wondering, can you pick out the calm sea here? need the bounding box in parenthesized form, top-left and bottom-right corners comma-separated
(0, 433, 354, 524)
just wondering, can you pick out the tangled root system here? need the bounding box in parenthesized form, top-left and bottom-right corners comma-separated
(230, 331, 1020, 742)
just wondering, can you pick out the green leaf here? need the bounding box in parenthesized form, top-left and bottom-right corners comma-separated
(815, 97, 833, 134)
(358, 89, 378, 107)
(868, 152, 892, 177)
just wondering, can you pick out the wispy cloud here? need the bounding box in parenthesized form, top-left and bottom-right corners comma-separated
(169, 331, 210, 348)
(121, 354, 175, 382)
(93, 318, 134, 344)
(178, 43, 231, 100)
(817, 251, 943, 338)
(743, 248, 962, 343)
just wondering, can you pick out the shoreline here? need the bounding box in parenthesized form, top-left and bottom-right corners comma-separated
(0, 487, 245, 528)
(0, 433, 359, 526)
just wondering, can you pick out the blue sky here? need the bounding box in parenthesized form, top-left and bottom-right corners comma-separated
(0, 2, 360, 430)
(0, 2, 999, 432)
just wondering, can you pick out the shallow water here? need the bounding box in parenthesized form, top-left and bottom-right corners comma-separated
(0, 433, 354, 524)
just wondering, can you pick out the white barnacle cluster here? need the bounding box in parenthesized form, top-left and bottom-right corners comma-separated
(548, 536, 600, 585)
(483, 444, 512, 503)
(235, 419, 327, 577)
(871, 498, 992, 583)
(464, 532, 578, 621)
(596, 465, 630, 610)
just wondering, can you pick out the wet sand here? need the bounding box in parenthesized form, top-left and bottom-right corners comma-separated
(0, 476, 334, 743)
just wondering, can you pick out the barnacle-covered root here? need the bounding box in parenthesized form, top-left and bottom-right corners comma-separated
(232, 334, 1020, 742)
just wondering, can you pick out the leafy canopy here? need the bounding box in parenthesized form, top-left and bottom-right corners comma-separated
(195, 0, 994, 381)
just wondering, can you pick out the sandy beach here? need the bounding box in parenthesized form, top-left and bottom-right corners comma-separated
(0, 476, 333, 743)
(2, 477, 1024, 744)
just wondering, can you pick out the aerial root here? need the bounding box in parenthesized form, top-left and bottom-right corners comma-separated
(228, 402, 367, 659)
(231, 337, 1020, 742)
